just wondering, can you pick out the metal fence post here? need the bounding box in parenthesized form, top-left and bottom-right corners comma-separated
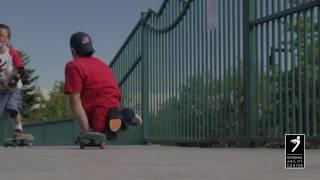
(141, 12, 149, 143)
(243, 0, 257, 145)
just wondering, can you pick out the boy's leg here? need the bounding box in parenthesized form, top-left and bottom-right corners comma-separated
(87, 107, 121, 141)
(6, 88, 23, 134)
(120, 108, 142, 127)
(103, 107, 122, 140)
(88, 107, 122, 132)
(88, 107, 107, 133)
(107, 108, 122, 132)
(89, 107, 141, 140)
(0, 91, 10, 120)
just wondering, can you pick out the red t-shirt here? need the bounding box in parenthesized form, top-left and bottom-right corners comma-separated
(64, 57, 121, 112)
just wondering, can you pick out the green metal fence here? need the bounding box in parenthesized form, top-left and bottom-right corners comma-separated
(0, 117, 81, 145)
(110, 0, 320, 144)
(251, 0, 320, 141)
(0, 116, 11, 145)
(142, 0, 245, 142)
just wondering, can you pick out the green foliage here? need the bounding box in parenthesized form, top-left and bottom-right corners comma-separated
(257, 7, 320, 135)
(17, 52, 71, 123)
(291, 0, 307, 5)
(40, 81, 72, 121)
(25, 87, 47, 122)
(148, 65, 245, 139)
(18, 51, 43, 123)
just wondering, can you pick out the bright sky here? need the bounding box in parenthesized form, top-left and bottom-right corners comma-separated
(1, 0, 163, 93)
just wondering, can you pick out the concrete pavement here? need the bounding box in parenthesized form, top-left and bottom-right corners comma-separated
(0, 145, 319, 180)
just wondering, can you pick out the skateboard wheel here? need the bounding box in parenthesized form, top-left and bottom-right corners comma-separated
(80, 142, 85, 149)
(100, 142, 106, 149)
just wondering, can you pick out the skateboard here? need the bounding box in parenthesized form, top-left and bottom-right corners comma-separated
(76, 132, 106, 149)
(4, 133, 34, 148)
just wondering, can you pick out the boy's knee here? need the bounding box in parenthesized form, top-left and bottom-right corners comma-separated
(7, 109, 18, 118)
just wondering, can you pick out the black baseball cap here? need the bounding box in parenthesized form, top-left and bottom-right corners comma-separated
(70, 32, 95, 55)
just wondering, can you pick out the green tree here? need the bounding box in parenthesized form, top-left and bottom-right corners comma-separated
(149, 65, 245, 140)
(25, 87, 47, 123)
(42, 81, 71, 121)
(18, 51, 45, 123)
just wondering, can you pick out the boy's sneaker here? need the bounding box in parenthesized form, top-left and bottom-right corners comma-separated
(13, 130, 34, 140)
(13, 129, 23, 138)
(108, 108, 122, 133)
(120, 108, 143, 127)
(130, 114, 142, 126)
(109, 118, 122, 132)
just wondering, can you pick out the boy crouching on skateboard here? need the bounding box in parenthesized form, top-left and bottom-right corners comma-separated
(0, 24, 33, 139)
(64, 32, 142, 140)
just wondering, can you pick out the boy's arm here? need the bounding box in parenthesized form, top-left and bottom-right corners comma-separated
(7, 68, 23, 88)
(5, 48, 24, 89)
(65, 62, 89, 133)
(69, 93, 90, 133)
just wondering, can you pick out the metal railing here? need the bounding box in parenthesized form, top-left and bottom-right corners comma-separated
(250, 0, 320, 141)
(110, 0, 320, 144)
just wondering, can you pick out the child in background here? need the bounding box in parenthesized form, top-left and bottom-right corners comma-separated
(0, 24, 32, 139)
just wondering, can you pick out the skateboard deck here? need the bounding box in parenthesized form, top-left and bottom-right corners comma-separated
(77, 132, 106, 149)
(4, 134, 34, 148)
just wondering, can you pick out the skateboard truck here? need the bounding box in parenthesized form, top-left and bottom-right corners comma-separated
(76, 132, 106, 149)
(4, 133, 34, 148)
